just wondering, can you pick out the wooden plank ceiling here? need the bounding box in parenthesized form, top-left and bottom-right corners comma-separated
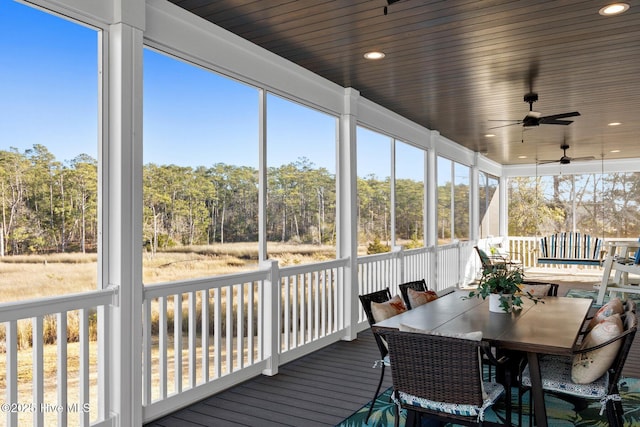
(169, 0, 640, 165)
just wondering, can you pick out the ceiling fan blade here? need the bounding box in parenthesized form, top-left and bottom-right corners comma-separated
(539, 119, 574, 125)
(571, 156, 597, 162)
(541, 111, 581, 120)
(488, 122, 522, 129)
(536, 159, 559, 165)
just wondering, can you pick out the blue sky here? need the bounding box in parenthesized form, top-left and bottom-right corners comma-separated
(143, 49, 342, 173)
(1, 0, 423, 180)
(0, 0, 97, 163)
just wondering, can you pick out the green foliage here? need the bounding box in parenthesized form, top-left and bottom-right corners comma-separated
(395, 178, 424, 241)
(467, 266, 541, 312)
(404, 237, 423, 249)
(508, 176, 565, 236)
(508, 173, 640, 238)
(436, 180, 471, 241)
(2, 148, 340, 254)
(4, 144, 640, 257)
(357, 174, 391, 244)
(0, 146, 97, 255)
(145, 234, 177, 251)
(367, 237, 390, 254)
(475, 266, 524, 296)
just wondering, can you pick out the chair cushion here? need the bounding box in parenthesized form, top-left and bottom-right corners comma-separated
(587, 297, 624, 330)
(572, 314, 623, 384)
(522, 357, 609, 398)
(519, 283, 551, 297)
(397, 381, 503, 419)
(373, 354, 391, 368)
(407, 287, 438, 308)
(371, 295, 407, 323)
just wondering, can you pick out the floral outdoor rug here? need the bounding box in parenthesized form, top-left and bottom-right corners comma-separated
(565, 288, 640, 308)
(336, 377, 640, 426)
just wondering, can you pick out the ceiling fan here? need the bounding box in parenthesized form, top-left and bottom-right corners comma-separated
(489, 93, 580, 129)
(537, 144, 595, 165)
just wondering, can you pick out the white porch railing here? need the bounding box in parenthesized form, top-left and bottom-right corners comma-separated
(0, 243, 485, 426)
(356, 242, 476, 323)
(141, 268, 272, 421)
(0, 288, 117, 427)
(276, 258, 349, 365)
(141, 257, 349, 421)
(437, 242, 476, 289)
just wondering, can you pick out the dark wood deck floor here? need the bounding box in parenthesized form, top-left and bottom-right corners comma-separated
(145, 329, 389, 427)
(146, 275, 640, 427)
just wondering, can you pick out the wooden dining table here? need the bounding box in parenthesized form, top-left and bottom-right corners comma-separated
(372, 290, 592, 427)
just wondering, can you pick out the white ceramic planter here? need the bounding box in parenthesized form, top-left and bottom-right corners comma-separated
(489, 293, 511, 313)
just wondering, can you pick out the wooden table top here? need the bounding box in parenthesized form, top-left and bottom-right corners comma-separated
(373, 290, 592, 356)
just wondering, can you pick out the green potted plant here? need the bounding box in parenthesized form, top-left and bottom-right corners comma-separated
(467, 266, 541, 313)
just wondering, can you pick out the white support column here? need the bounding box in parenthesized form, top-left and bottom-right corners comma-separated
(104, 0, 144, 423)
(499, 176, 508, 237)
(258, 89, 268, 262)
(465, 157, 481, 285)
(390, 139, 396, 246)
(261, 260, 280, 375)
(470, 154, 480, 242)
(449, 160, 455, 240)
(338, 88, 359, 341)
(426, 133, 438, 284)
(426, 133, 438, 247)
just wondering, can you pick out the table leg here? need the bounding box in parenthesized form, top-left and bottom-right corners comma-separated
(527, 352, 547, 427)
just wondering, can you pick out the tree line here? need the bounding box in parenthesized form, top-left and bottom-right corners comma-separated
(6, 145, 635, 257)
(508, 174, 640, 238)
(1, 145, 97, 255)
(1, 146, 429, 255)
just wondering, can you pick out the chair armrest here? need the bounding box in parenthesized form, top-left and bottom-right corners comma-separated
(572, 328, 634, 354)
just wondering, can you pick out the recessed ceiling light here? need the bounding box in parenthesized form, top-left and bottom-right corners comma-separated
(364, 51, 385, 60)
(608, 122, 622, 126)
(484, 134, 495, 137)
(610, 149, 621, 153)
(518, 155, 527, 159)
(599, 3, 629, 16)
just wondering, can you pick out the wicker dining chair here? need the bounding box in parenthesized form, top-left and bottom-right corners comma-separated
(358, 288, 394, 424)
(398, 279, 428, 309)
(519, 310, 638, 427)
(520, 280, 559, 297)
(382, 330, 506, 427)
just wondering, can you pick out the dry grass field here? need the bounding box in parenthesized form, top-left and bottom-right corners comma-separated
(0, 242, 340, 303)
(0, 253, 97, 303)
